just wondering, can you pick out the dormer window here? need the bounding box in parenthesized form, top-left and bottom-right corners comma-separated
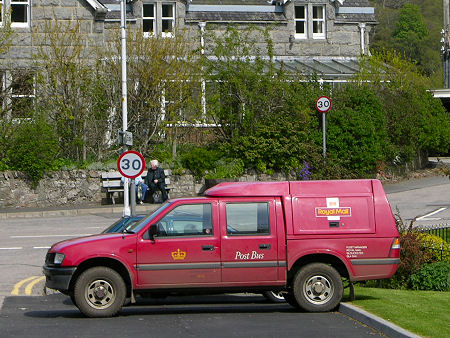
(142, 2, 175, 38)
(312, 5, 325, 39)
(294, 5, 306, 39)
(294, 4, 326, 40)
(143, 4, 155, 37)
(161, 4, 174, 37)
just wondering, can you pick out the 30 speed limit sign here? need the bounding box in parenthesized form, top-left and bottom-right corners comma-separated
(117, 150, 146, 179)
(316, 96, 332, 113)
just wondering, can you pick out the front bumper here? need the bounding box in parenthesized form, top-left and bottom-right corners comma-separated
(42, 265, 77, 292)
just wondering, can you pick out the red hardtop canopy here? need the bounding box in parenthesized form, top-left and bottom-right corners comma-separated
(205, 181, 290, 197)
(204, 180, 377, 197)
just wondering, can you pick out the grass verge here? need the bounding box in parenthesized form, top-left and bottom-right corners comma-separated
(343, 285, 450, 338)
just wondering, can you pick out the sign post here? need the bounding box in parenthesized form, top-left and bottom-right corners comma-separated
(117, 151, 145, 216)
(315, 96, 332, 166)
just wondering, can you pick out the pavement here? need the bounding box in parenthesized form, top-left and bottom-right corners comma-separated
(2, 171, 447, 337)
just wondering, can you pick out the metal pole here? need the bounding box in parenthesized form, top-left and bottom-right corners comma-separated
(130, 179, 136, 216)
(322, 113, 326, 166)
(121, 0, 130, 216)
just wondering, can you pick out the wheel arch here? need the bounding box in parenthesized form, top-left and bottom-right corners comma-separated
(68, 258, 133, 298)
(287, 254, 349, 286)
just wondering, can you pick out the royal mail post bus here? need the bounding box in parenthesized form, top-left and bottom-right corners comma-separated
(43, 180, 400, 317)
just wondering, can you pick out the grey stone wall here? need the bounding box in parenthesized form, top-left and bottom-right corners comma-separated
(0, 169, 292, 210)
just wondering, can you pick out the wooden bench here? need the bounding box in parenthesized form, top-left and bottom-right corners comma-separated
(101, 169, 172, 205)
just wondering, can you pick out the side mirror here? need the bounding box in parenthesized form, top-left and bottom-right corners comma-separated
(149, 224, 158, 240)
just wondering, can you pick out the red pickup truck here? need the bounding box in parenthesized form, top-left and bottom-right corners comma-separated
(43, 179, 400, 318)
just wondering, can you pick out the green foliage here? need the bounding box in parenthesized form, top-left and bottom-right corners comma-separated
(370, 0, 442, 81)
(393, 4, 428, 41)
(180, 146, 223, 177)
(356, 52, 450, 164)
(6, 118, 59, 187)
(410, 261, 450, 291)
(205, 158, 245, 179)
(418, 233, 450, 262)
(327, 85, 388, 176)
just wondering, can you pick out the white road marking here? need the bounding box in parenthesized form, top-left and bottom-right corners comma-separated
(416, 207, 447, 221)
(0, 247, 23, 250)
(33, 246, 51, 249)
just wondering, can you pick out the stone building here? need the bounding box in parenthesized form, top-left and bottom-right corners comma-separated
(0, 0, 376, 118)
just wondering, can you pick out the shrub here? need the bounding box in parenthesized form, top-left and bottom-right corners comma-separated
(180, 146, 223, 177)
(6, 118, 59, 187)
(418, 233, 450, 262)
(384, 230, 432, 289)
(205, 158, 244, 179)
(410, 261, 450, 291)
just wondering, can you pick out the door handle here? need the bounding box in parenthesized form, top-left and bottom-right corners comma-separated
(259, 244, 271, 250)
(202, 245, 215, 251)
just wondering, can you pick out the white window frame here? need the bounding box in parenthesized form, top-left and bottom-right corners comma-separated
(10, 0, 30, 28)
(294, 5, 307, 39)
(142, 3, 155, 38)
(312, 5, 325, 39)
(161, 3, 175, 38)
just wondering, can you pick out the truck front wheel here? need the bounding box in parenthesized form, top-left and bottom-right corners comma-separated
(293, 263, 343, 312)
(74, 267, 126, 318)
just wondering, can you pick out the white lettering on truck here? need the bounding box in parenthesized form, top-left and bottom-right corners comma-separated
(235, 251, 265, 260)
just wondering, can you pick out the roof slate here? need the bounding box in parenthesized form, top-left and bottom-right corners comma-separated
(186, 11, 286, 22)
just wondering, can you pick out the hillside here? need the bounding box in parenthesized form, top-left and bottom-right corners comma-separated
(369, 0, 443, 88)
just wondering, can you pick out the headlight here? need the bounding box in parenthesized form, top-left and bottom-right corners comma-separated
(54, 253, 65, 265)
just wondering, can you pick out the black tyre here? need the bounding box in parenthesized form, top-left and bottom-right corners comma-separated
(283, 292, 300, 308)
(74, 267, 126, 318)
(69, 292, 77, 306)
(293, 263, 343, 312)
(262, 291, 286, 303)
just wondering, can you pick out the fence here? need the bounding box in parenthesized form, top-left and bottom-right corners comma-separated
(418, 224, 450, 244)
(417, 224, 450, 261)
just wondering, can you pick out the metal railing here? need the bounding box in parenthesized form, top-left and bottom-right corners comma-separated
(418, 224, 450, 243)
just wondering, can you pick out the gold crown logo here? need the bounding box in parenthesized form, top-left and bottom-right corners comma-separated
(171, 249, 186, 260)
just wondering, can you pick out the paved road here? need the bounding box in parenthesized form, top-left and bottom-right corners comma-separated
(0, 293, 384, 338)
(384, 175, 450, 227)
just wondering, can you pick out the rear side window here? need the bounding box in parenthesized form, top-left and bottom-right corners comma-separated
(226, 202, 269, 235)
(157, 203, 213, 237)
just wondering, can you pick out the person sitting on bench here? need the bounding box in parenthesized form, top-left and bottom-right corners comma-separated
(145, 160, 168, 203)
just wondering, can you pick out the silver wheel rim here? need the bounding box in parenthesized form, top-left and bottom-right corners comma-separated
(303, 275, 334, 305)
(270, 291, 285, 301)
(85, 279, 115, 309)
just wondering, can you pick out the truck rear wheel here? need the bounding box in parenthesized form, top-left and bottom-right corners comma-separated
(262, 291, 286, 303)
(74, 267, 126, 318)
(293, 263, 343, 312)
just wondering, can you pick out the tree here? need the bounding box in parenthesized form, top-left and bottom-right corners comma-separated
(392, 3, 429, 62)
(100, 28, 201, 158)
(33, 20, 111, 162)
(356, 52, 450, 164)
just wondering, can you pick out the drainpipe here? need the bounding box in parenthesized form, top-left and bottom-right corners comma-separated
(199, 22, 207, 118)
(359, 23, 366, 55)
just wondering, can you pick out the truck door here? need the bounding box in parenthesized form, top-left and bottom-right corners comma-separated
(136, 202, 221, 287)
(220, 199, 279, 284)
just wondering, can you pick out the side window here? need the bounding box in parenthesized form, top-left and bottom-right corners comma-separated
(156, 203, 212, 237)
(226, 202, 270, 235)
